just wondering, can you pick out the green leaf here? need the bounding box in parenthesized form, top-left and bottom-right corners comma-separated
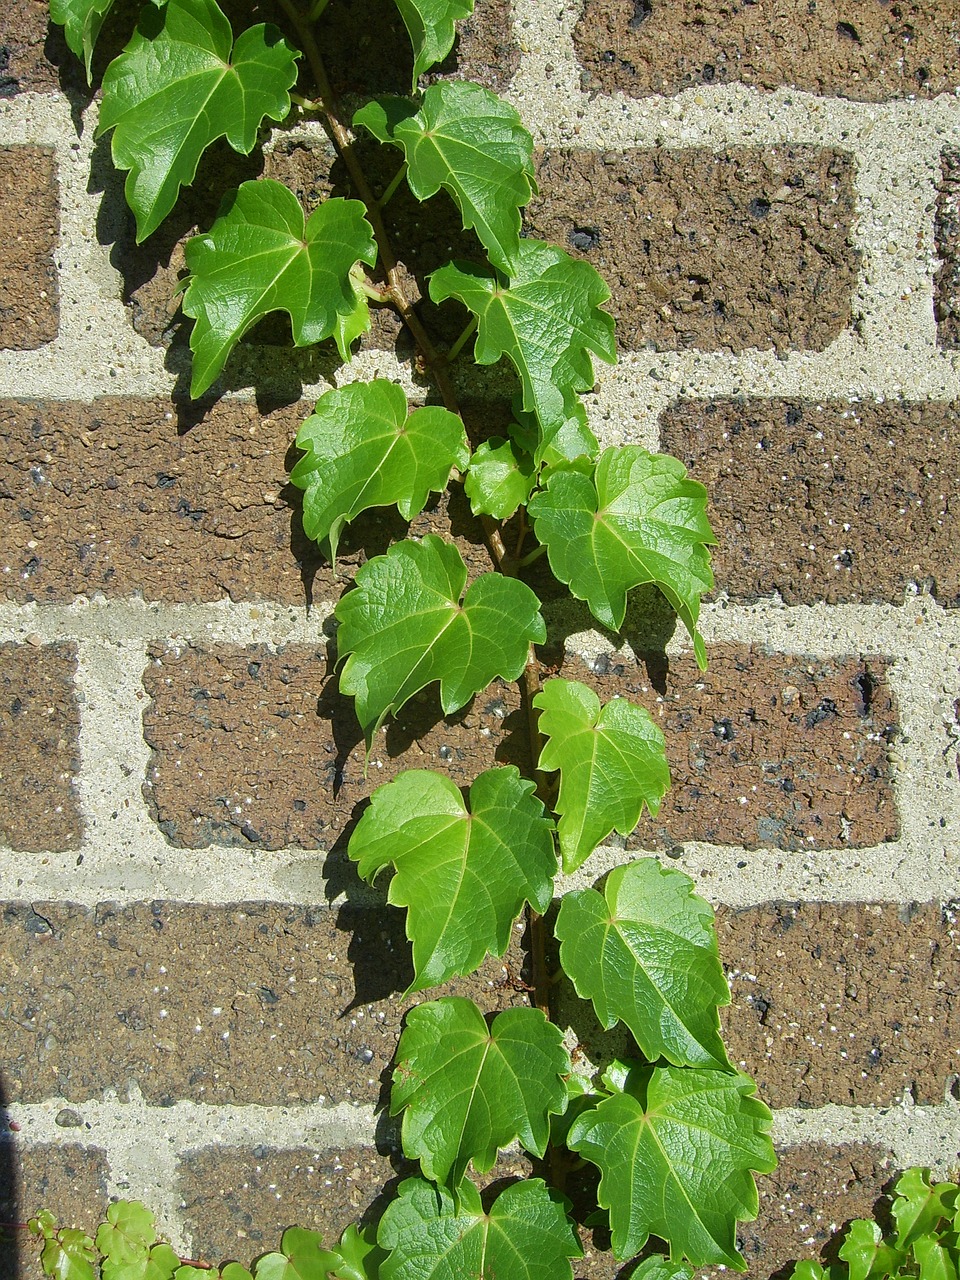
(290, 381, 469, 563)
(391, 0, 474, 88)
(630, 1258, 694, 1280)
(893, 1168, 958, 1249)
(839, 1220, 906, 1280)
(508, 402, 599, 469)
(914, 1236, 958, 1280)
(355, 82, 535, 273)
(50, 0, 116, 79)
(349, 767, 556, 991)
(182, 181, 377, 396)
(464, 436, 536, 520)
(336, 534, 545, 745)
(254, 1227, 342, 1280)
(378, 1176, 581, 1279)
(96, 1203, 157, 1265)
(791, 1263, 829, 1280)
(393, 998, 570, 1183)
(567, 1065, 776, 1266)
(328, 1224, 386, 1280)
(556, 859, 731, 1068)
(528, 447, 715, 667)
(98, 0, 299, 241)
(40, 1232, 97, 1280)
(534, 678, 670, 873)
(430, 241, 616, 436)
(102, 1243, 180, 1280)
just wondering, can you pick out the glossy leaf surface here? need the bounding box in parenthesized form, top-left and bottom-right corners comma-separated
(50, 0, 118, 78)
(95, 1203, 156, 1267)
(40, 1233, 97, 1280)
(392, 0, 474, 87)
(464, 436, 536, 520)
(254, 1228, 343, 1280)
(102, 1243, 180, 1280)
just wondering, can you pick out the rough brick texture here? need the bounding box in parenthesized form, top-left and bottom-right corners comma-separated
(574, 0, 960, 101)
(0, 148, 58, 350)
(0, 900, 530, 1106)
(526, 147, 857, 354)
(142, 645, 527, 850)
(0, 642, 82, 852)
(0, 1, 62, 96)
(718, 901, 960, 1108)
(661, 398, 960, 607)
(935, 152, 960, 350)
(557, 647, 897, 852)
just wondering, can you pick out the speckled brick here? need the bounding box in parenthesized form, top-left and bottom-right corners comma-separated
(935, 152, 960, 350)
(660, 398, 960, 607)
(0, 642, 82, 853)
(717, 901, 960, 1108)
(0, 149, 58, 350)
(525, 147, 857, 354)
(0, 900, 531, 1106)
(0, 1, 62, 96)
(142, 646, 527, 851)
(556, 647, 897, 852)
(574, 0, 960, 101)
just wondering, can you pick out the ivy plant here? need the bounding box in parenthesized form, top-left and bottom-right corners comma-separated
(43, 0, 776, 1273)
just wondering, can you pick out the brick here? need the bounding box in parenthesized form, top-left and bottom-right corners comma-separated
(525, 147, 857, 355)
(556, 647, 897, 852)
(660, 398, 960, 607)
(0, 1, 62, 96)
(0, 900, 531, 1106)
(717, 901, 960, 1108)
(0, 149, 58, 350)
(574, 0, 960, 101)
(935, 152, 960, 350)
(0, 1142, 110, 1280)
(142, 646, 528, 850)
(0, 642, 82, 852)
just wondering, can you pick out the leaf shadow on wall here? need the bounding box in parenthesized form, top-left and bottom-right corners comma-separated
(0, 1072, 20, 1280)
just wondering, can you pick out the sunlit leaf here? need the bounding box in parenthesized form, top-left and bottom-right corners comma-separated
(391, 0, 474, 87)
(464, 436, 536, 520)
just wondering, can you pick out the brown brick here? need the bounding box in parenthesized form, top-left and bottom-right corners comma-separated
(525, 147, 857, 355)
(0, 643, 82, 852)
(661, 398, 960, 607)
(0, 1142, 110, 1280)
(142, 646, 527, 850)
(0, 149, 58, 350)
(935, 152, 960, 350)
(574, 0, 960, 101)
(0, 1, 62, 96)
(0, 900, 530, 1106)
(555, 647, 897, 852)
(717, 901, 960, 1108)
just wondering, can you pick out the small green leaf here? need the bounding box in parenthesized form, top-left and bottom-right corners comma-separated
(430, 241, 616, 436)
(349, 767, 556, 991)
(102, 1243, 180, 1280)
(567, 1065, 776, 1265)
(328, 1224, 385, 1280)
(791, 1263, 829, 1280)
(391, 0, 474, 87)
(507, 402, 599, 469)
(98, 0, 299, 241)
(96, 1202, 157, 1265)
(630, 1258, 694, 1280)
(182, 181, 377, 396)
(30, 1211, 59, 1241)
(534, 678, 670, 873)
(291, 381, 469, 563)
(464, 436, 536, 520)
(355, 82, 535, 273)
(336, 535, 545, 745)
(528, 447, 715, 666)
(393, 998, 570, 1183)
(893, 1168, 958, 1249)
(378, 1176, 581, 1279)
(50, 0, 117, 79)
(556, 859, 731, 1067)
(41, 1231, 97, 1280)
(254, 1227, 342, 1280)
(839, 1220, 907, 1280)
(176, 1269, 218, 1280)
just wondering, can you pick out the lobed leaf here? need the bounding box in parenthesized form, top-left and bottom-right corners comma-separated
(892, 1168, 959, 1249)
(430, 240, 616, 436)
(556, 859, 730, 1067)
(50, 0, 119, 79)
(326, 1224, 386, 1280)
(254, 1227, 342, 1280)
(96, 1203, 157, 1266)
(182, 180, 377, 396)
(102, 1243, 180, 1280)
(464, 436, 536, 520)
(534, 677, 670, 873)
(290, 380, 469, 563)
(528, 447, 715, 667)
(349, 768, 556, 991)
(355, 82, 535, 273)
(567, 1065, 776, 1266)
(838, 1220, 906, 1280)
(40, 1232, 97, 1280)
(98, 0, 299, 241)
(378, 1176, 581, 1280)
(391, 0, 474, 88)
(336, 535, 545, 745)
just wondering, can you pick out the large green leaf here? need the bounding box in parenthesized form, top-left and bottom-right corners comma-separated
(182, 181, 377, 396)
(50, 0, 119, 79)
(392, 0, 474, 87)
(349, 768, 556, 991)
(534, 678, 670, 873)
(892, 1168, 959, 1249)
(838, 1221, 906, 1280)
(556, 860, 730, 1067)
(290, 381, 469, 563)
(393, 998, 570, 1182)
(630, 1259, 694, 1280)
(464, 436, 536, 520)
(378, 1177, 581, 1280)
(254, 1228, 343, 1280)
(336, 534, 545, 745)
(528, 447, 715, 667)
(567, 1066, 776, 1266)
(430, 241, 616, 435)
(355, 82, 535, 273)
(98, 0, 299, 241)
(40, 1232, 97, 1280)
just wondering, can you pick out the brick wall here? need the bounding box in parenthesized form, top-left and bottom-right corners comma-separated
(1, 1, 960, 1277)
